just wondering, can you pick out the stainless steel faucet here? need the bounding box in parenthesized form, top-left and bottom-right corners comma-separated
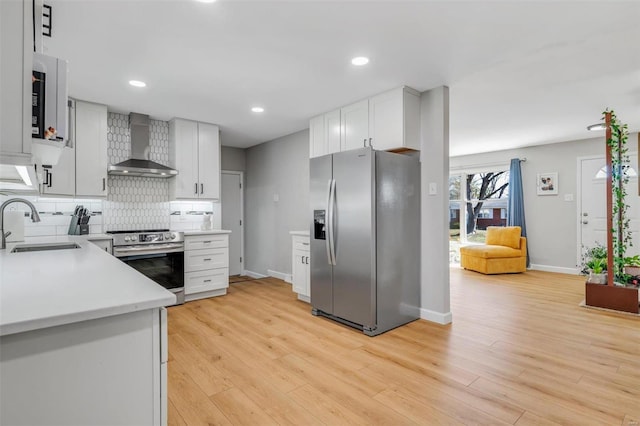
(1, 198, 41, 249)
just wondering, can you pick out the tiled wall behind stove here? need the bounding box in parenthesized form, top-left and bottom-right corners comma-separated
(103, 113, 218, 231)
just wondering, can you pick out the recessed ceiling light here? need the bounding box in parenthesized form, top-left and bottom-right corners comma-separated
(196, 0, 217, 3)
(351, 56, 369, 66)
(587, 123, 606, 131)
(251, 107, 264, 113)
(129, 80, 146, 88)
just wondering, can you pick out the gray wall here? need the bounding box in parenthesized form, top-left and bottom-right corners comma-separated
(221, 146, 246, 171)
(450, 136, 604, 271)
(244, 129, 310, 276)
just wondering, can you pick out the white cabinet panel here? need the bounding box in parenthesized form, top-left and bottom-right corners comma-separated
(185, 268, 229, 294)
(40, 146, 75, 196)
(325, 109, 341, 155)
(170, 119, 220, 200)
(75, 100, 108, 197)
(309, 115, 325, 158)
(89, 238, 113, 254)
(185, 247, 228, 272)
(368, 87, 420, 151)
(185, 234, 228, 250)
(0, 0, 32, 162)
(197, 122, 220, 200)
(341, 99, 369, 152)
(291, 235, 310, 300)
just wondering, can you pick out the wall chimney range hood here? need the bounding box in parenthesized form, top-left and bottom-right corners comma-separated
(108, 113, 178, 178)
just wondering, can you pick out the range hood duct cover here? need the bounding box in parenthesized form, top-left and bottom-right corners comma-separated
(108, 113, 178, 178)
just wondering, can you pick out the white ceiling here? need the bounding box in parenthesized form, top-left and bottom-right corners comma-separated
(44, 1, 640, 156)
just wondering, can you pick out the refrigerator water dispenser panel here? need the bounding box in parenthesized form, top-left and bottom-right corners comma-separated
(314, 210, 326, 240)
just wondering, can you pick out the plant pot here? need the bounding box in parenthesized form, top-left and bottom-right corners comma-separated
(624, 265, 640, 277)
(586, 272, 607, 285)
(585, 282, 639, 314)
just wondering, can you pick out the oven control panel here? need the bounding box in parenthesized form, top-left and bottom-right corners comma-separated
(110, 231, 184, 247)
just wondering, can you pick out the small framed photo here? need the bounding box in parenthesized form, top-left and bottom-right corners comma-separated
(537, 172, 558, 195)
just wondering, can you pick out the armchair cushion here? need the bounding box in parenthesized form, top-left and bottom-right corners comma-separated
(485, 226, 521, 249)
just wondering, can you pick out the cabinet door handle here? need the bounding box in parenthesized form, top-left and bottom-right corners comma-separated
(48, 170, 53, 188)
(195, 183, 198, 194)
(363, 138, 367, 147)
(102, 178, 106, 192)
(204, 279, 212, 283)
(204, 258, 212, 261)
(369, 137, 372, 147)
(306, 256, 309, 265)
(201, 183, 204, 194)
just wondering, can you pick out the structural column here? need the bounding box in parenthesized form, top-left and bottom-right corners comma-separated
(419, 86, 452, 324)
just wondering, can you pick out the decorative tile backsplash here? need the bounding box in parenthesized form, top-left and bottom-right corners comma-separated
(102, 113, 172, 231)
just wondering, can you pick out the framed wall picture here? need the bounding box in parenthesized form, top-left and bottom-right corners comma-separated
(537, 172, 558, 195)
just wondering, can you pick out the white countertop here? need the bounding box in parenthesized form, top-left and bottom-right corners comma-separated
(290, 230, 310, 237)
(0, 237, 175, 337)
(184, 229, 231, 236)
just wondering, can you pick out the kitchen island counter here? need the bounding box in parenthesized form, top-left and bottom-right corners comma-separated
(0, 236, 175, 337)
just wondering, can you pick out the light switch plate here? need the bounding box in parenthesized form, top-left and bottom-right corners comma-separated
(273, 194, 279, 202)
(564, 194, 574, 202)
(429, 183, 437, 195)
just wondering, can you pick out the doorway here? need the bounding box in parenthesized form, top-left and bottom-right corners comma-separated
(221, 171, 244, 276)
(578, 154, 639, 265)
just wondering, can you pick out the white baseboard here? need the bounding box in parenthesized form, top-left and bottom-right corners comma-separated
(267, 269, 292, 283)
(529, 264, 579, 275)
(419, 308, 453, 325)
(243, 270, 267, 279)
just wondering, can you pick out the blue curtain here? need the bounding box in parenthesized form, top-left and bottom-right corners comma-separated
(508, 158, 529, 267)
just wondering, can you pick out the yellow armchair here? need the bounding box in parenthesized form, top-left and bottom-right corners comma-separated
(459, 226, 527, 274)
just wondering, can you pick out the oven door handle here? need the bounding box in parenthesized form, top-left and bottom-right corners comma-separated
(114, 243, 184, 257)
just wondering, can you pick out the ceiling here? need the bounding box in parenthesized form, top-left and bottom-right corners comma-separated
(44, 1, 640, 156)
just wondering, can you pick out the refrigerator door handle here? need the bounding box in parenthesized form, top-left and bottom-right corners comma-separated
(328, 178, 337, 266)
(326, 179, 333, 265)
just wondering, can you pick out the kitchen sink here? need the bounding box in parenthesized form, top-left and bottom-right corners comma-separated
(10, 242, 81, 253)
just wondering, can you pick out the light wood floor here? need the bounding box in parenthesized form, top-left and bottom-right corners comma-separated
(167, 268, 640, 425)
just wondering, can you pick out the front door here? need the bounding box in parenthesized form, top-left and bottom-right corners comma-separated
(579, 154, 639, 262)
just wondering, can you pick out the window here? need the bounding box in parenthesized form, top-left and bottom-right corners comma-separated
(449, 168, 510, 255)
(477, 209, 493, 219)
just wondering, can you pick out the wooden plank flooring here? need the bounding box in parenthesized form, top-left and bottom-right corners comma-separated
(168, 268, 640, 425)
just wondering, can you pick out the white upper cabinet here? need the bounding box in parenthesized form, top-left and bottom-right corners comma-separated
(309, 115, 325, 158)
(325, 109, 341, 155)
(368, 87, 420, 151)
(308, 86, 420, 157)
(169, 118, 220, 200)
(197, 122, 221, 200)
(0, 0, 32, 163)
(75, 100, 108, 197)
(40, 146, 75, 196)
(341, 100, 369, 152)
(309, 109, 341, 159)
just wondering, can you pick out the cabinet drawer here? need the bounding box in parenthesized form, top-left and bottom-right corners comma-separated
(185, 248, 228, 272)
(185, 268, 228, 294)
(292, 236, 310, 252)
(185, 234, 228, 251)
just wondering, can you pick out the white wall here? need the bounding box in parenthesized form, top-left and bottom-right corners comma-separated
(450, 136, 607, 272)
(244, 130, 309, 277)
(221, 146, 246, 172)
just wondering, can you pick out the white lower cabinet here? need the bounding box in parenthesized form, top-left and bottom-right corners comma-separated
(0, 308, 167, 426)
(184, 233, 229, 301)
(291, 233, 310, 302)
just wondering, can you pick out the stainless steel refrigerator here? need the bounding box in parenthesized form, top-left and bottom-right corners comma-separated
(310, 147, 420, 336)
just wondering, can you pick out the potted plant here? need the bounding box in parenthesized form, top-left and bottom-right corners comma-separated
(581, 243, 608, 284)
(623, 255, 640, 286)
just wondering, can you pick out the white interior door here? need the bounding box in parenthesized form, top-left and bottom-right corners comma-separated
(579, 154, 639, 259)
(221, 171, 243, 276)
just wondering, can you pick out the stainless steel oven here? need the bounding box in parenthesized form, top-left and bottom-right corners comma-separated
(110, 230, 185, 305)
